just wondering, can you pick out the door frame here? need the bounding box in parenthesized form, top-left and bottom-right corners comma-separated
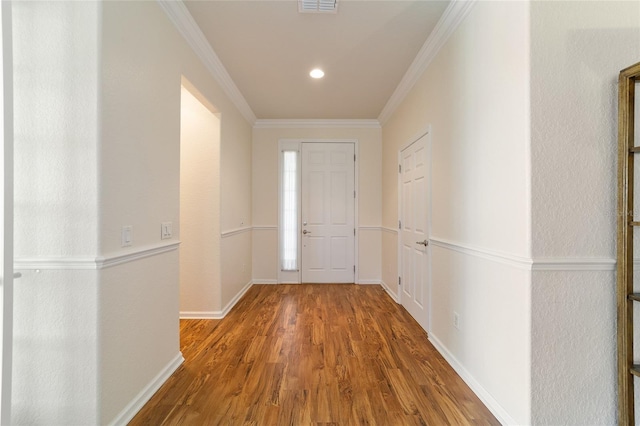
(397, 125, 432, 332)
(277, 139, 359, 284)
(1, 2, 13, 422)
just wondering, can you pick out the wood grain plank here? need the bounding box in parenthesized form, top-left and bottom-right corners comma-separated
(129, 284, 499, 425)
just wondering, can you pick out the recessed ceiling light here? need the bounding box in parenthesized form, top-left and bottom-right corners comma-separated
(310, 69, 325, 79)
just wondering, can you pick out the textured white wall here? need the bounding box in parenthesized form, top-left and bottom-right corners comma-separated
(99, 253, 179, 424)
(12, 1, 100, 424)
(530, 1, 640, 424)
(99, 1, 253, 422)
(251, 126, 382, 283)
(12, 270, 98, 425)
(12, 0, 253, 423)
(13, 1, 99, 259)
(381, 1, 531, 423)
(179, 86, 221, 314)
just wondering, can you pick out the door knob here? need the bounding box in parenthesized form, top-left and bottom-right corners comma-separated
(303, 230, 311, 234)
(416, 240, 428, 246)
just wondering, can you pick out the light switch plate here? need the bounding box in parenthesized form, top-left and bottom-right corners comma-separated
(161, 222, 172, 240)
(122, 226, 133, 247)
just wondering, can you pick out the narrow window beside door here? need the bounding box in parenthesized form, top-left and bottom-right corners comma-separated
(281, 150, 298, 271)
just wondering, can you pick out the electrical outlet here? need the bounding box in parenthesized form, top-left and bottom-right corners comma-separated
(453, 312, 460, 330)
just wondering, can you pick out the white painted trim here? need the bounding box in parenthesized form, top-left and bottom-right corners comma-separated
(264, 184, 612, 274)
(381, 227, 398, 235)
(397, 128, 432, 333)
(399, 124, 431, 153)
(108, 352, 184, 426)
(219, 279, 253, 317)
(532, 258, 616, 271)
(221, 226, 252, 238)
(357, 279, 382, 285)
(378, 0, 477, 124)
(157, 0, 257, 124)
(13, 257, 97, 270)
(180, 280, 253, 319)
(428, 334, 516, 426)
(380, 280, 399, 303)
(430, 237, 532, 270)
(98, 242, 181, 269)
(251, 279, 278, 284)
(14, 241, 181, 270)
(252, 226, 277, 231)
(430, 237, 616, 271)
(277, 139, 360, 284)
(179, 311, 219, 319)
(254, 119, 380, 129)
(1, 2, 14, 421)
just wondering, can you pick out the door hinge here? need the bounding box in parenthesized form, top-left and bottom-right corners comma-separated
(398, 276, 402, 286)
(399, 164, 401, 173)
(354, 154, 356, 162)
(398, 220, 402, 229)
(354, 228, 356, 236)
(354, 190, 356, 199)
(353, 265, 356, 273)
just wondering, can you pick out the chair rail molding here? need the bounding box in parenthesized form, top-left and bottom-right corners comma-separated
(14, 241, 181, 270)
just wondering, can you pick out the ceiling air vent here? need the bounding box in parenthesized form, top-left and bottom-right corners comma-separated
(299, 0, 338, 14)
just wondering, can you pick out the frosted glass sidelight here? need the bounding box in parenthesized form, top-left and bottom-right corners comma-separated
(281, 151, 298, 271)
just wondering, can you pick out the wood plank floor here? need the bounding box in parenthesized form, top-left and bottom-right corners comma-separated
(129, 284, 499, 425)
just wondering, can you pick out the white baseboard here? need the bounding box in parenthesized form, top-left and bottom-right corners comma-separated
(358, 279, 382, 285)
(428, 334, 515, 426)
(380, 280, 399, 303)
(220, 280, 253, 317)
(180, 311, 219, 319)
(108, 352, 184, 426)
(251, 279, 278, 284)
(180, 280, 253, 319)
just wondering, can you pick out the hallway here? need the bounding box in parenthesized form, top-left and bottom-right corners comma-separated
(130, 285, 498, 425)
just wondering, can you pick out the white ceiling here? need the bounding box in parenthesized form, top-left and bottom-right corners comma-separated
(183, 0, 450, 120)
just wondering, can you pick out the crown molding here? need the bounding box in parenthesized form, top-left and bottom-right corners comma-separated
(377, 0, 477, 125)
(253, 119, 381, 129)
(157, 0, 257, 125)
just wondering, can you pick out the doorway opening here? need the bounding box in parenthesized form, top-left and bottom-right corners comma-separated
(179, 80, 221, 318)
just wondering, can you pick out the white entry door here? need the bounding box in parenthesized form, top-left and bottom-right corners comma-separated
(301, 143, 355, 283)
(399, 133, 429, 330)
